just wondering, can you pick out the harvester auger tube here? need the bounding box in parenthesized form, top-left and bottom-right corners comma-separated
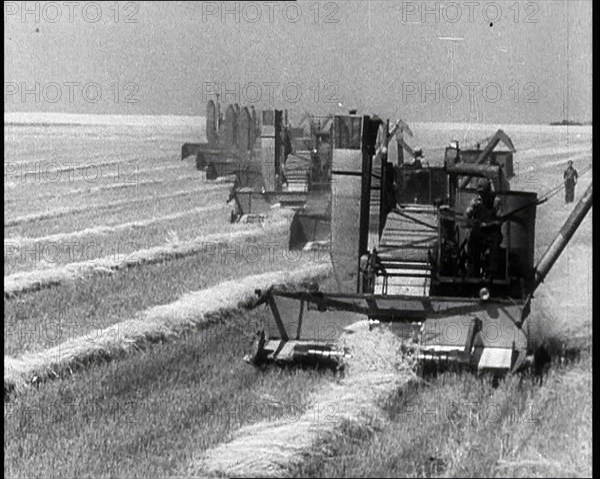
(532, 183, 592, 290)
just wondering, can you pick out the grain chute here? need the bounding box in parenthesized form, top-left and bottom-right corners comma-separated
(245, 113, 592, 374)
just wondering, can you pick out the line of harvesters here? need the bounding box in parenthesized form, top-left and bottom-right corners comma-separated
(183, 97, 592, 376)
(182, 96, 332, 249)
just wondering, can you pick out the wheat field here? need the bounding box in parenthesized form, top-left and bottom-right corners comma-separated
(4, 116, 592, 478)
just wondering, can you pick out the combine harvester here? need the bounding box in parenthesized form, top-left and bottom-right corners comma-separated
(229, 109, 333, 253)
(183, 95, 333, 250)
(182, 95, 262, 183)
(245, 112, 592, 375)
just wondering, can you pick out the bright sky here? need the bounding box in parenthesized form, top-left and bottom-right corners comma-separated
(4, 0, 592, 124)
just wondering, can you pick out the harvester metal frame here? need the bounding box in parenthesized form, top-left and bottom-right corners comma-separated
(248, 286, 531, 373)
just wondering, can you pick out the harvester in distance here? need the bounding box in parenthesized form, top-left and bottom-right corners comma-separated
(228, 109, 333, 252)
(183, 96, 333, 250)
(182, 95, 262, 184)
(245, 112, 592, 375)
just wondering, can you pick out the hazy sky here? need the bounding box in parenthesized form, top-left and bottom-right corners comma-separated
(4, 1, 592, 124)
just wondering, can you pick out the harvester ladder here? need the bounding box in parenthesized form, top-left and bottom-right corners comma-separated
(374, 207, 437, 296)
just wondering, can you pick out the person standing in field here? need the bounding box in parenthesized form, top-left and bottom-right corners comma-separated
(563, 160, 578, 203)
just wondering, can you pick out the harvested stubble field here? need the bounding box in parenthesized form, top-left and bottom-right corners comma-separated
(4, 312, 335, 479)
(4, 196, 242, 275)
(5, 183, 229, 237)
(4, 120, 592, 478)
(4, 161, 199, 218)
(290, 350, 591, 478)
(4, 170, 210, 223)
(5, 264, 333, 393)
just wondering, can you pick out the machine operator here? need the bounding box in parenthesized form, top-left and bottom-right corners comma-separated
(465, 180, 503, 278)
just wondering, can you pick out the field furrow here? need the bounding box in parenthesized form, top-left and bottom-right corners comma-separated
(6, 203, 227, 247)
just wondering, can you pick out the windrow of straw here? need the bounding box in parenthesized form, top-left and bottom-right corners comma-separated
(4, 178, 164, 203)
(5, 203, 229, 246)
(4, 209, 293, 298)
(5, 183, 230, 227)
(192, 323, 418, 478)
(5, 168, 209, 204)
(4, 262, 332, 396)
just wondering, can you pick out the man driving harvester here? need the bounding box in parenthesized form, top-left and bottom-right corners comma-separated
(465, 180, 503, 278)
